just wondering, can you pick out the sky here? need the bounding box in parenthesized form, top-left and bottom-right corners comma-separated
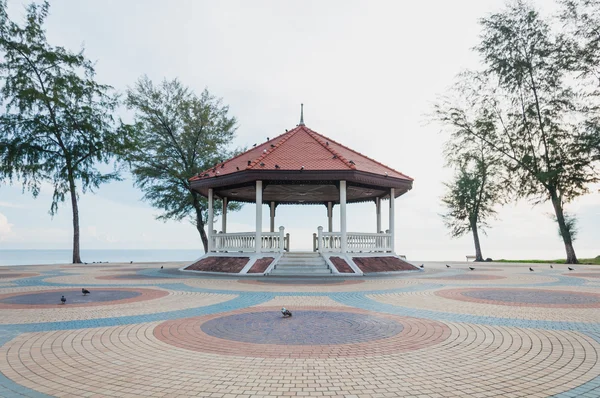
(0, 0, 598, 261)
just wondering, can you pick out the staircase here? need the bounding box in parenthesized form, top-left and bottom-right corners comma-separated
(269, 252, 332, 276)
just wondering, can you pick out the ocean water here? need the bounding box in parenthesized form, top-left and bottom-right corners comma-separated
(0, 249, 203, 266)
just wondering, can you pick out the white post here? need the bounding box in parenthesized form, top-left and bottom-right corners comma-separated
(255, 181, 263, 253)
(279, 226, 285, 253)
(270, 201, 276, 233)
(340, 180, 347, 253)
(389, 188, 395, 253)
(375, 197, 381, 233)
(317, 226, 323, 253)
(327, 201, 333, 232)
(222, 197, 228, 233)
(208, 188, 214, 252)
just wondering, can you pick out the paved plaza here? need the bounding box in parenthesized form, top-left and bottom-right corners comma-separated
(0, 261, 599, 397)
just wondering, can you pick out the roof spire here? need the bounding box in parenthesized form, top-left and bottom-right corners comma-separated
(299, 103, 305, 126)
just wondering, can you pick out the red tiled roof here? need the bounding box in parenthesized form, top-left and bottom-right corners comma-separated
(190, 126, 413, 181)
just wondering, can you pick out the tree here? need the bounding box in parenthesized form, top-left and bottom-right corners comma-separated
(0, 1, 124, 263)
(440, 131, 504, 262)
(437, 2, 600, 264)
(123, 76, 240, 253)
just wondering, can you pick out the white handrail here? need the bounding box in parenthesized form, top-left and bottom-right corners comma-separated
(213, 228, 286, 253)
(317, 228, 392, 253)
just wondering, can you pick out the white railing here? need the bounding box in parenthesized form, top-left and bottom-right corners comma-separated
(212, 227, 287, 253)
(316, 226, 392, 253)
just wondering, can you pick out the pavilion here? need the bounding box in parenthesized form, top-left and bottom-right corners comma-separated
(186, 106, 415, 275)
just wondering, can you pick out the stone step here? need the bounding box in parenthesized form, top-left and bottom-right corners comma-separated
(270, 269, 332, 275)
(277, 259, 326, 265)
(274, 265, 329, 271)
(282, 254, 321, 258)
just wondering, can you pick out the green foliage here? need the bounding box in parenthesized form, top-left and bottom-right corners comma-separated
(123, 76, 240, 251)
(0, 1, 125, 262)
(440, 139, 503, 239)
(435, 0, 600, 263)
(552, 212, 578, 241)
(0, 1, 123, 210)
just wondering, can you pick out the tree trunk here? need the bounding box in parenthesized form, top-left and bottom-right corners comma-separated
(192, 193, 208, 253)
(67, 171, 82, 264)
(470, 219, 484, 262)
(550, 190, 578, 264)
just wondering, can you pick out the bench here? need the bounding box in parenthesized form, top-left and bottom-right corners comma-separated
(466, 255, 476, 262)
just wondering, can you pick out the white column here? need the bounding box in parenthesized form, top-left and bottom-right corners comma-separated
(208, 188, 214, 252)
(375, 197, 381, 233)
(255, 181, 263, 253)
(389, 188, 395, 253)
(327, 201, 333, 232)
(222, 197, 228, 233)
(270, 201, 276, 233)
(279, 226, 285, 253)
(317, 226, 323, 253)
(340, 180, 347, 253)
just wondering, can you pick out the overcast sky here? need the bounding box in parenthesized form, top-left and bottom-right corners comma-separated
(0, 0, 598, 261)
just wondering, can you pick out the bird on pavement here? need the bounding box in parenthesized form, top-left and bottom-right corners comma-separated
(161, 265, 163, 269)
(446, 264, 451, 268)
(469, 267, 475, 271)
(130, 261, 133, 264)
(281, 307, 292, 317)
(82, 288, 90, 296)
(60, 296, 66, 304)
(568, 267, 575, 271)
(529, 267, 534, 272)
(419, 264, 424, 268)
(550, 265, 553, 269)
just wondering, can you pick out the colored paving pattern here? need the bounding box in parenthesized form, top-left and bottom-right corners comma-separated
(0, 261, 599, 397)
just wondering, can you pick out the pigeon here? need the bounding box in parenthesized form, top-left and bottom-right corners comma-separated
(60, 295, 66, 304)
(130, 261, 133, 264)
(252, 143, 257, 147)
(550, 265, 553, 269)
(326, 141, 329, 146)
(300, 166, 304, 170)
(221, 164, 225, 168)
(349, 160, 355, 165)
(469, 267, 475, 271)
(281, 307, 292, 317)
(266, 137, 269, 141)
(446, 264, 451, 268)
(568, 267, 575, 271)
(260, 162, 265, 167)
(161, 265, 163, 269)
(247, 160, 252, 166)
(419, 264, 424, 269)
(82, 288, 90, 296)
(529, 267, 534, 272)
(236, 166, 240, 171)
(271, 144, 275, 148)
(385, 172, 388, 177)
(275, 164, 280, 169)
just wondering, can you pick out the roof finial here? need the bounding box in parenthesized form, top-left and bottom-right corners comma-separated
(299, 103, 305, 126)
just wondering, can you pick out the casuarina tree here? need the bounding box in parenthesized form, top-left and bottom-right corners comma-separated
(0, 1, 125, 263)
(438, 96, 505, 262)
(123, 76, 240, 253)
(437, 2, 600, 264)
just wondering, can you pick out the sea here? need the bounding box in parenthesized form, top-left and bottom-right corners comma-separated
(0, 249, 203, 266)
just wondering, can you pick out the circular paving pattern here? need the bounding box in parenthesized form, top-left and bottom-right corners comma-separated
(568, 273, 600, 279)
(239, 279, 364, 286)
(437, 288, 600, 308)
(201, 310, 403, 345)
(0, 287, 169, 308)
(426, 274, 505, 281)
(0, 272, 37, 279)
(154, 307, 451, 358)
(96, 274, 171, 280)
